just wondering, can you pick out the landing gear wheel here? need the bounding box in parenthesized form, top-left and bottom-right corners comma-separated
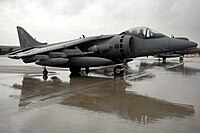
(179, 56, 184, 63)
(43, 67, 48, 75)
(70, 67, 81, 76)
(114, 65, 124, 76)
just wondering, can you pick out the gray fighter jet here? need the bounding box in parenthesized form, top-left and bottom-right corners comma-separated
(8, 26, 197, 75)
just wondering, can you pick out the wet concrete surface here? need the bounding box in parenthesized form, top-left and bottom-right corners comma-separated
(0, 56, 200, 133)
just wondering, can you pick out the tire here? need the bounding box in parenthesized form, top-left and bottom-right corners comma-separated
(43, 69, 48, 75)
(114, 65, 124, 76)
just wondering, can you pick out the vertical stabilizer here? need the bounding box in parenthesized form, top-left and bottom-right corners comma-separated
(17, 26, 47, 48)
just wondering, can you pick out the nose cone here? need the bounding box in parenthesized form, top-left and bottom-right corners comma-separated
(170, 38, 198, 52)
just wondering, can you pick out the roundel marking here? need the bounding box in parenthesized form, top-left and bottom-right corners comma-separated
(115, 44, 119, 49)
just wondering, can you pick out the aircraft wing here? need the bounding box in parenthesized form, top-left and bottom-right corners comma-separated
(8, 35, 115, 59)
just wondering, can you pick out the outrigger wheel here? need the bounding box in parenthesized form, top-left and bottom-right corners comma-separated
(43, 67, 48, 75)
(114, 65, 124, 76)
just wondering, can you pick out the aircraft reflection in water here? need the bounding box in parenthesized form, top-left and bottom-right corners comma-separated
(13, 74, 194, 124)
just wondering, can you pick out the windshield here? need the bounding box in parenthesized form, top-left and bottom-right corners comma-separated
(123, 27, 165, 38)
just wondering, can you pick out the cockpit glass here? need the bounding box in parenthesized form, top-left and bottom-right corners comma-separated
(123, 27, 164, 38)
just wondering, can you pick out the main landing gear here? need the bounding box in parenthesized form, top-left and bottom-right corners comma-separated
(69, 67, 81, 76)
(114, 65, 124, 76)
(114, 59, 127, 76)
(41, 63, 127, 77)
(69, 65, 125, 77)
(179, 56, 184, 63)
(162, 57, 166, 63)
(69, 67, 90, 77)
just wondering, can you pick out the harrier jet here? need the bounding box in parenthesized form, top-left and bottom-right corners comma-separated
(8, 27, 197, 76)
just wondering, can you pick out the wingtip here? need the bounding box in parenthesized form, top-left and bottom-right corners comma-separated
(16, 26, 22, 29)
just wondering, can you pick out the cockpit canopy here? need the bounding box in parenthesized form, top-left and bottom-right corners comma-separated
(122, 27, 165, 39)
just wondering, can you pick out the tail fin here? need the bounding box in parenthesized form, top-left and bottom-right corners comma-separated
(17, 26, 47, 48)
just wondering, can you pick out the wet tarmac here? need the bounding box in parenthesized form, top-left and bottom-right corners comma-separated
(0, 56, 200, 133)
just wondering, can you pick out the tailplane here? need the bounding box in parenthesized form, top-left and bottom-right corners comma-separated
(17, 26, 47, 48)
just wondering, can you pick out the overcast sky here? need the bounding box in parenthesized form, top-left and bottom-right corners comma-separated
(0, 0, 199, 46)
